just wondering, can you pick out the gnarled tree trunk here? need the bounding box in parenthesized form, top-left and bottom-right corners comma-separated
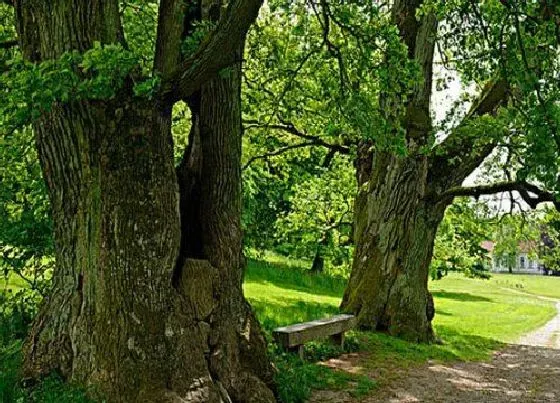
(341, 150, 446, 342)
(341, 0, 509, 341)
(16, 0, 274, 401)
(340, 0, 441, 342)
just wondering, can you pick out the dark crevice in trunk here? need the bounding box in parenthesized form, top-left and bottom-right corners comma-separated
(173, 97, 204, 288)
(377, 268, 399, 331)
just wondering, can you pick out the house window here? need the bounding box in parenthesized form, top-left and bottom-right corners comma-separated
(520, 256, 526, 268)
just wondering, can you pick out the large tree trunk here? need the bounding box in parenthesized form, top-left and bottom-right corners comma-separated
(18, 1, 274, 402)
(341, 151, 447, 342)
(340, 0, 441, 342)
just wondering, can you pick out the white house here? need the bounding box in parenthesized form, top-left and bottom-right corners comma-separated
(481, 240, 543, 274)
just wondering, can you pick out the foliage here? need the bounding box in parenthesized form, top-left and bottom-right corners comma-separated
(432, 199, 493, 278)
(0, 127, 52, 311)
(465, 261, 492, 279)
(244, 0, 418, 151)
(240, 0, 421, 260)
(432, 0, 560, 192)
(274, 156, 355, 275)
(0, 43, 139, 131)
(120, 0, 159, 72)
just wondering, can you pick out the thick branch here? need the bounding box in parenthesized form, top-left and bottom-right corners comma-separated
(157, 0, 262, 104)
(153, 0, 187, 76)
(244, 119, 351, 155)
(428, 78, 509, 189)
(438, 181, 559, 210)
(391, 0, 437, 142)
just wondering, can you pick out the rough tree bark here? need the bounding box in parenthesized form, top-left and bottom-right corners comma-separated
(341, 1, 509, 342)
(15, 0, 274, 401)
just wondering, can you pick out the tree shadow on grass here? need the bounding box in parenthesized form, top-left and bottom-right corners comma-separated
(435, 309, 452, 316)
(432, 291, 493, 303)
(359, 325, 504, 365)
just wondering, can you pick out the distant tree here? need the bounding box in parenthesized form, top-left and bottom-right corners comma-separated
(538, 209, 560, 274)
(274, 156, 355, 274)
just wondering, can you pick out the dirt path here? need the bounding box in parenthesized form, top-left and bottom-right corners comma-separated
(311, 301, 560, 402)
(518, 302, 560, 349)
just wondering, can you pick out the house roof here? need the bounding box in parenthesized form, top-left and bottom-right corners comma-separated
(480, 240, 537, 253)
(518, 240, 537, 253)
(480, 240, 494, 252)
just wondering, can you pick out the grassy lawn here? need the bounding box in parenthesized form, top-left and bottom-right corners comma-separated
(488, 273, 560, 299)
(2, 259, 558, 402)
(244, 259, 558, 401)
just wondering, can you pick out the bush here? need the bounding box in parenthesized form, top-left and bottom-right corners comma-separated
(465, 262, 491, 279)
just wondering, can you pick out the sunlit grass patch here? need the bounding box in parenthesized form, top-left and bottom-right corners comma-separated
(244, 260, 558, 401)
(488, 273, 560, 300)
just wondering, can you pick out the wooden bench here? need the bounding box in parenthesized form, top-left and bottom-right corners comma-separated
(273, 314, 357, 358)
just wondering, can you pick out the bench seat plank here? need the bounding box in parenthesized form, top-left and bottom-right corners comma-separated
(273, 314, 356, 348)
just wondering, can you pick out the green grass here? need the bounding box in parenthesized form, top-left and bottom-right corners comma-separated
(488, 273, 560, 299)
(244, 259, 558, 401)
(431, 275, 555, 346)
(2, 258, 558, 403)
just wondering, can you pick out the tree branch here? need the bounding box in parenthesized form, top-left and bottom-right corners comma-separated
(391, 0, 438, 141)
(438, 180, 559, 210)
(153, 0, 188, 76)
(428, 78, 509, 189)
(313, 0, 349, 97)
(242, 141, 320, 170)
(243, 119, 351, 155)
(157, 0, 262, 104)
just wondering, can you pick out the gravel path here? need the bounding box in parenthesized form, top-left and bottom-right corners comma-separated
(518, 302, 560, 349)
(311, 301, 560, 403)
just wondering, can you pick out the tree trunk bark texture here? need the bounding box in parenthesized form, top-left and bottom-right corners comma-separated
(17, 1, 274, 402)
(341, 151, 447, 342)
(341, 1, 447, 342)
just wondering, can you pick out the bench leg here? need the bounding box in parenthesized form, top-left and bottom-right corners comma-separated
(330, 332, 345, 349)
(288, 345, 304, 359)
